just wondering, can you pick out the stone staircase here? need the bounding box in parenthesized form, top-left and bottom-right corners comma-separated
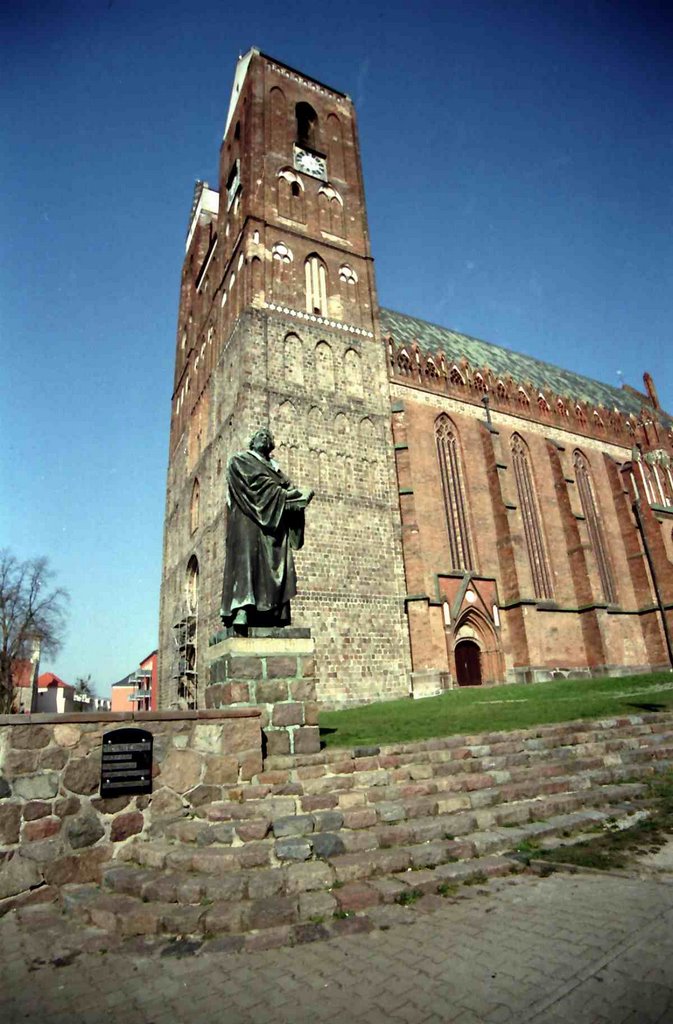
(60, 712, 673, 950)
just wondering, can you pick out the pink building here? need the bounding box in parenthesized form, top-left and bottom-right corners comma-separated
(110, 651, 158, 712)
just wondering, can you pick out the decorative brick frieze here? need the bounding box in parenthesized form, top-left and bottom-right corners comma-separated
(386, 335, 667, 451)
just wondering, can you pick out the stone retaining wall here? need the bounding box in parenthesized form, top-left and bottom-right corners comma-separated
(0, 709, 262, 908)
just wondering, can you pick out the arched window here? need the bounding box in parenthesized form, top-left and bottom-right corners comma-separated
(284, 333, 304, 386)
(296, 102, 319, 149)
(318, 185, 344, 235)
(435, 415, 473, 571)
(344, 348, 363, 397)
(315, 341, 335, 390)
(339, 264, 358, 316)
(190, 478, 200, 534)
(449, 366, 465, 387)
(277, 168, 304, 221)
(226, 159, 241, 211)
(473, 373, 487, 394)
(573, 451, 617, 603)
(326, 112, 345, 179)
(517, 388, 530, 409)
(305, 254, 328, 316)
(272, 242, 293, 303)
(269, 87, 287, 153)
(510, 434, 554, 599)
(186, 555, 199, 613)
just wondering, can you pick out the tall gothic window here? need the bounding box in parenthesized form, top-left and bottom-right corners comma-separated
(189, 478, 200, 534)
(510, 434, 554, 599)
(573, 450, 617, 603)
(305, 254, 327, 316)
(435, 415, 473, 571)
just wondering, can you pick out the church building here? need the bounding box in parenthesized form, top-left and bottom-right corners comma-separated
(158, 49, 673, 709)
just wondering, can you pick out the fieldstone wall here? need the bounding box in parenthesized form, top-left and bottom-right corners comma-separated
(0, 709, 261, 910)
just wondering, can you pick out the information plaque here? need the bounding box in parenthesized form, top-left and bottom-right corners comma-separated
(100, 728, 153, 798)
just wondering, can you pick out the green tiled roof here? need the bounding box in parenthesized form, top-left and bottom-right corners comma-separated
(380, 308, 653, 420)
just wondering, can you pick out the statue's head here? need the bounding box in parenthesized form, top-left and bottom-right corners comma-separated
(249, 427, 275, 456)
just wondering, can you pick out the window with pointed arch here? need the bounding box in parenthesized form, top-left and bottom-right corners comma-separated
(190, 478, 200, 535)
(338, 264, 358, 316)
(449, 365, 465, 387)
(435, 415, 474, 571)
(573, 450, 617, 603)
(277, 168, 304, 221)
(314, 340, 335, 390)
(305, 254, 328, 316)
(284, 333, 304, 387)
(271, 242, 293, 304)
(296, 102, 319, 150)
(186, 555, 199, 614)
(344, 348, 363, 397)
(510, 434, 554, 599)
(318, 184, 344, 235)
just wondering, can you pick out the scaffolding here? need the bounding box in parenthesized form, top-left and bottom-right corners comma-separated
(172, 614, 197, 709)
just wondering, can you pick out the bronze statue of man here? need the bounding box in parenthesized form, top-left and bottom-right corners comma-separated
(220, 428, 314, 633)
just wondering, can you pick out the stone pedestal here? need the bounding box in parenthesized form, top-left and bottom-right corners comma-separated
(206, 629, 320, 755)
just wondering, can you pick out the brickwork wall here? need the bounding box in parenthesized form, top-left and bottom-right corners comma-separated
(392, 383, 670, 683)
(159, 50, 671, 709)
(159, 52, 411, 709)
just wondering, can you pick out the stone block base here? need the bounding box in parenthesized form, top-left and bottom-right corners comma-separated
(410, 670, 451, 699)
(207, 633, 320, 756)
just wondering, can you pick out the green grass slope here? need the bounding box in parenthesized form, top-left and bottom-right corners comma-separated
(320, 672, 673, 749)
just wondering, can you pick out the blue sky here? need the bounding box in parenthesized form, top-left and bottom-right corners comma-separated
(2, 0, 672, 693)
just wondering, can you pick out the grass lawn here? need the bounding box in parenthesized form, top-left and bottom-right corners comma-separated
(319, 671, 673, 749)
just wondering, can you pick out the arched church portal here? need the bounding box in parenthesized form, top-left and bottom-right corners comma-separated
(455, 639, 482, 687)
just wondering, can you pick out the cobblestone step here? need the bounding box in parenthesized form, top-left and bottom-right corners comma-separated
(52, 711, 673, 949)
(103, 797, 640, 903)
(136, 738, 673, 850)
(141, 755, 665, 850)
(60, 796, 644, 947)
(262, 713, 673, 775)
(60, 849, 526, 947)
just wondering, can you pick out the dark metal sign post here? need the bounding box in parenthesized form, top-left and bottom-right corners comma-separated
(100, 728, 153, 798)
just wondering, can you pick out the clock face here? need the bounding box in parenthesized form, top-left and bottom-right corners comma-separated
(294, 146, 327, 181)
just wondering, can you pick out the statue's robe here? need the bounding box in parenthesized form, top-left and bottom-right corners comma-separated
(220, 450, 305, 626)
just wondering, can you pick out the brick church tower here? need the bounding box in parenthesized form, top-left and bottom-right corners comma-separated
(158, 50, 411, 708)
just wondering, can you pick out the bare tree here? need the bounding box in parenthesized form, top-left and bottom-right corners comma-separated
(0, 551, 69, 713)
(75, 674, 96, 698)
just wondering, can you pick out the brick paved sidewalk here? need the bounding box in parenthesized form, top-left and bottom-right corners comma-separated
(2, 871, 672, 1024)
